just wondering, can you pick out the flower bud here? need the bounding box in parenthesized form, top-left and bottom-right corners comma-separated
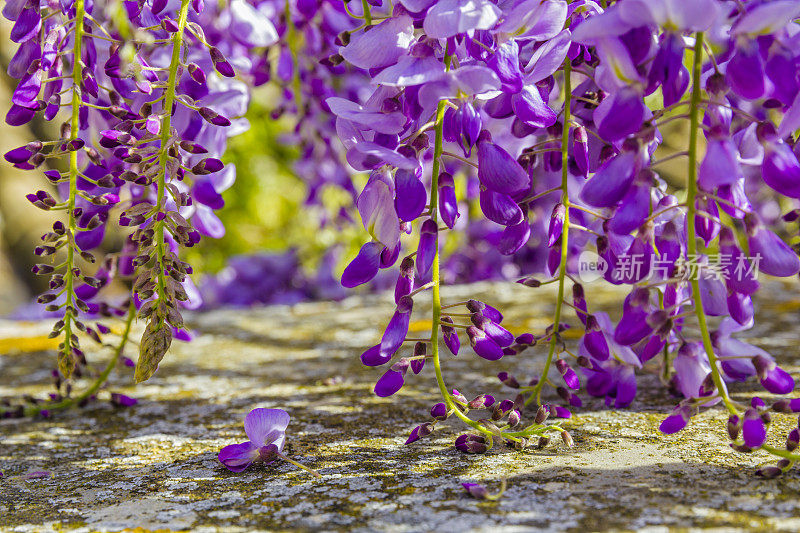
(497, 371, 519, 388)
(199, 107, 231, 127)
(455, 433, 487, 454)
(786, 428, 799, 452)
(430, 402, 448, 421)
(534, 405, 549, 424)
(724, 409, 741, 436)
(468, 394, 495, 410)
(756, 466, 782, 479)
(462, 482, 489, 499)
(517, 276, 541, 287)
(451, 389, 467, 404)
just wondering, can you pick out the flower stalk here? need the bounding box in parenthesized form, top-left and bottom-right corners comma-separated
(59, 0, 86, 378)
(527, 59, 572, 407)
(153, 0, 192, 315)
(1, 302, 136, 418)
(685, 32, 738, 416)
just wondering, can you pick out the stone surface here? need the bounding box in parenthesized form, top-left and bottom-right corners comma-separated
(2, 280, 800, 532)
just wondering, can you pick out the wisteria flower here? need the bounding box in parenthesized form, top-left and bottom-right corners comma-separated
(218, 408, 319, 478)
(462, 478, 507, 501)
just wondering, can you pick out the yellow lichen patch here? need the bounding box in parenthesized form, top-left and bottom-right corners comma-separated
(408, 319, 433, 333)
(0, 335, 58, 355)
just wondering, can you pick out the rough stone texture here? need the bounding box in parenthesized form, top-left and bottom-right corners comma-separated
(2, 280, 800, 532)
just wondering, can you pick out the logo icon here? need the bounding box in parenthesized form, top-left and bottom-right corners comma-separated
(577, 251, 607, 283)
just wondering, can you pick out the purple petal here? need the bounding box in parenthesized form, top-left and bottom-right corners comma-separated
(563, 368, 580, 390)
(444, 329, 460, 355)
(698, 138, 742, 191)
(699, 277, 728, 317)
(747, 225, 800, 278)
(594, 87, 645, 141)
(487, 41, 524, 93)
(341, 242, 384, 288)
(361, 344, 391, 366)
(218, 441, 259, 473)
(110, 393, 138, 407)
(608, 179, 650, 235)
(405, 425, 422, 444)
(526, 29, 572, 82)
(2, 0, 26, 21)
(193, 181, 224, 210)
(380, 297, 413, 358)
(511, 86, 557, 128)
(762, 142, 800, 198)
(438, 176, 460, 229)
(10, 7, 41, 43)
(373, 56, 446, 86)
(726, 42, 765, 100)
(468, 326, 504, 361)
(586, 369, 614, 397)
(584, 330, 610, 361)
(394, 169, 427, 221)
(727, 292, 754, 326)
(341, 15, 414, 69)
(6, 104, 36, 126)
(399, 0, 436, 11)
(580, 150, 638, 207)
(659, 407, 690, 434)
(358, 177, 401, 248)
(327, 98, 407, 135)
(497, 218, 531, 255)
(8, 39, 41, 79)
(742, 409, 766, 448)
(229, 0, 278, 47)
(374, 369, 405, 397)
(479, 189, 523, 226)
(423, 0, 500, 39)
(480, 319, 514, 347)
(614, 307, 651, 346)
(734, 0, 800, 37)
(416, 219, 438, 277)
(497, 0, 567, 40)
(12, 71, 41, 107)
(761, 366, 795, 395)
(613, 366, 637, 407)
(244, 408, 289, 449)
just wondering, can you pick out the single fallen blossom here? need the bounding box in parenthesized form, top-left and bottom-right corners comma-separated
(110, 393, 138, 408)
(25, 471, 52, 480)
(462, 478, 507, 501)
(218, 408, 319, 478)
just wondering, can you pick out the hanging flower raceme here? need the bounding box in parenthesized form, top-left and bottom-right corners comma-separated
(1, 0, 280, 419)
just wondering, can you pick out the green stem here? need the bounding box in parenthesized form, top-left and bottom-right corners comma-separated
(429, 58, 458, 415)
(152, 0, 191, 315)
(426, 56, 508, 440)
(19, 301, 136, 417)
(685, 32, 737, 416)
(526, 59, 572, 407)
(277, 452, 322, 478)
(361, 0, 372, 24)
(761, 444, 800, 462)
(59, 0, 86, 377)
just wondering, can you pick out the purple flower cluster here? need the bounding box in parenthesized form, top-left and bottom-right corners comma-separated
(2, 0, 280, 414)
(326, 0, 800, 475)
